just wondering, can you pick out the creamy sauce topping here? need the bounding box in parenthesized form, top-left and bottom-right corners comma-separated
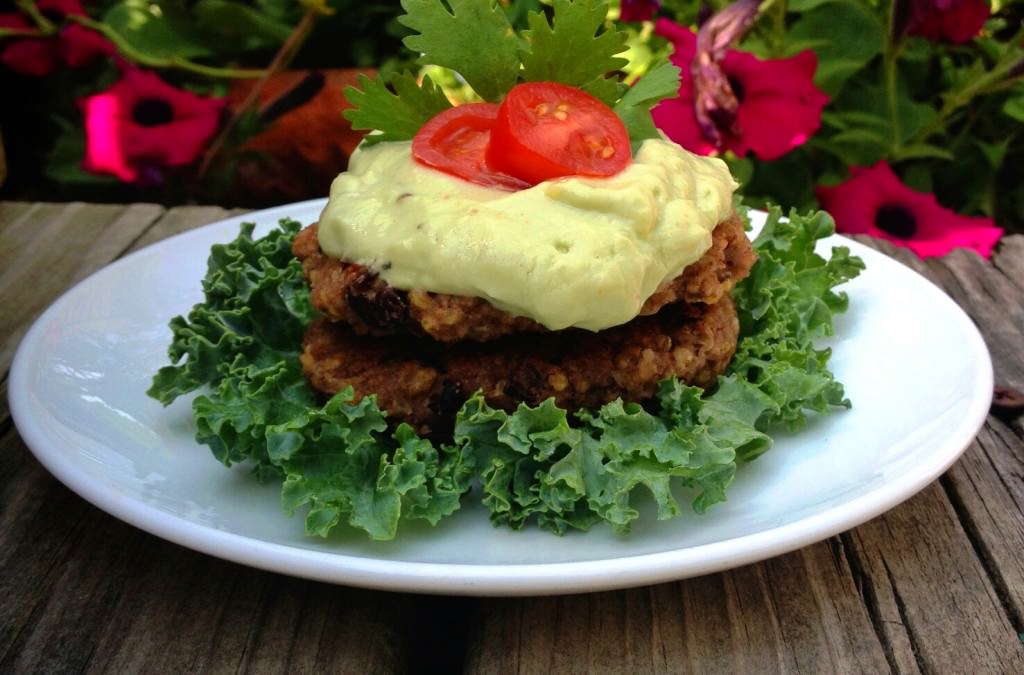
(317, 139, 737, 331)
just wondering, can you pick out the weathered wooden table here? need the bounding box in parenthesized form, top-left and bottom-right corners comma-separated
(2, 201, 1022, 673)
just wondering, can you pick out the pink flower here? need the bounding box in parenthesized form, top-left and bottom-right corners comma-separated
(620, 0, 661, 22)
(0, 0, 113, 76)
(816, 162, 1003, 258)
(0, 13, 61, 76)
(78, 68, 227, 183)
(905, 0, 990, 44)
(652, 19, 828, 160)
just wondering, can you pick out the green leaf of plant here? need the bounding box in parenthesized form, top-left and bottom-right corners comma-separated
(828, 128, 889, 146)
(103, 0, 214, 60)
(891, 143, 955, 162)
(788, 0, 883, 95)
(519, 0, 627, 105)
(399, 0, 520, 102)
(787, 0, 841, 10)
(613, 59, 681, 144)
(343, 72, 453, 144)
(192, 0, 292, 53)
(44, 126, 119, 186)
(1002, 93, 1024, 123)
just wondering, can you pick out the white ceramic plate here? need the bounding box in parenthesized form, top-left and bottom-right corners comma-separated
(10, 200, 992, 596)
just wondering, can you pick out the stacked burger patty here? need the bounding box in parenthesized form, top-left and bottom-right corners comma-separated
(294, 213, 757, 435)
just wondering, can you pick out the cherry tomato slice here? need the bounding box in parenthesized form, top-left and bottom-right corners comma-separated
(486, 82, 631, 185)
(412, 103, 529, 190)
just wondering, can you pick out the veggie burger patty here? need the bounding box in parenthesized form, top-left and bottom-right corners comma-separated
(294, 212, 754, 343)
(295, 214, 756, 435)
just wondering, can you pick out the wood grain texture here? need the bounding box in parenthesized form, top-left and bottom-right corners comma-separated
(0, 201, 164, 374)
(463, 542, 893, 674)
(2, 204, 1024, 675)
(127, 205, 250, 254)
(852, 235, 1024, 640)
(0, 203, 430, 675)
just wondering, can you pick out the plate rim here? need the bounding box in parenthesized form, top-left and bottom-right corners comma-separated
(8, 201, 994, 596)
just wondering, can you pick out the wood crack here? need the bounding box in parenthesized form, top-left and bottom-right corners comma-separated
(939, 451, 1024, 637)
(881, 559, 928, 675)
(113, 205, 169, 258)
(838, 532, 900, 675)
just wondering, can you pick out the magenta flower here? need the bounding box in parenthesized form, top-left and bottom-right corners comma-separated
(620, 0, 661, 22)
(905, 0, 990, 44)
(652, 19, 828, 160)
(816, 162, 1003, 258)
(78, 67, 227, 183)
(0, 0, 112, 76)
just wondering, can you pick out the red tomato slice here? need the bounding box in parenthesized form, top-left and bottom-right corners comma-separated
(412, 103, 529, 190)
(487, 82, 631, 185)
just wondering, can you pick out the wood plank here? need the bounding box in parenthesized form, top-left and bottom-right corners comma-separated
(840, 235, 1024, 670)
(943, 418, 1024, 626)
(852, 236, 1024, 628)
(0, 205, 240, 424)
(0, 201, 165, 374)
(463, 541, 892, 674)
(992, 234, 1024, 294)
(127, 205, 249, 253)
(0, 434, 408, 673)
(845, 482, 1024, 673)
(0, 203, 424, 673)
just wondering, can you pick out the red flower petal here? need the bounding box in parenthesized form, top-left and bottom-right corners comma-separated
(61, 24, 114, 68)
(36, 0, 87, 17)
(1, 36, 62, 76)
(0, 12, 31, 29)
(652, 21, 827, 160)
(817, 162, 1003, 258)
(724, 49, 827, 159)
(620, 0, 661, 22)
(907, 0, 990, 44)
(79, 68, 226, 182)
(651, 95, 717, 156)
(655, 18, 697, 63)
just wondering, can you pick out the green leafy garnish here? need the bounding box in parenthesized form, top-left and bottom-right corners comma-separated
(519, 0, 628, 105)
(399, 0, 521, 103)
(343, 0, 680, 146)
(613, 59, 685, 149)
(149, 207, 863, 540)
(343, 72, 452, 146)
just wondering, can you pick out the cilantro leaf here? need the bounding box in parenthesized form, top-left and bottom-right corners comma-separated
(614, 59, 682, 146)
(343, 72, 452, 145)
(520, 0, 628, 106)
(399, 0, 520, 102)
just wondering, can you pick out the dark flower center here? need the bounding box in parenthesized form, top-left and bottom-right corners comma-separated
(132, 98, 175, 127)
(875, 203, 917, 239)
(727, 76, 745, 103)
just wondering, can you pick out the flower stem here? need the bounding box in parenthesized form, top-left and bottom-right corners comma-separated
(195, 6, 321, 182)
(912, 32, 1024, 144)
(883, 0, 904, 153)
(69, 16, 267, 79)
(16, 0, 54, 32)
(0, 27, 46, 38)
(760, 0, 788, 57)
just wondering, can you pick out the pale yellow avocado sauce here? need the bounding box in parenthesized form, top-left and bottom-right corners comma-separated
(317, 138, 737, 331)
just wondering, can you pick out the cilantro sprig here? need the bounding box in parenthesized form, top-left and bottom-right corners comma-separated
(344, 0, 680, 146)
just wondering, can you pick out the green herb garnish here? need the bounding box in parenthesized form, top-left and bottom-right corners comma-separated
(343, 0, 680, 147)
